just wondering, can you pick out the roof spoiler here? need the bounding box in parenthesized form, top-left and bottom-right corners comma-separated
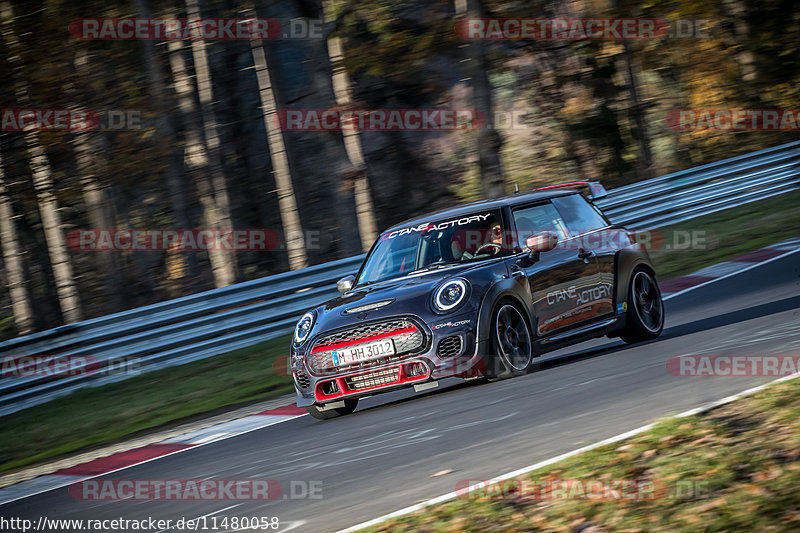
(532, 181, 608, 201)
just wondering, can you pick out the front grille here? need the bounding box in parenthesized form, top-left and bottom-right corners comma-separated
(437, 335, 462, 357)
(313, 318, 414, 347)
(307, 317, 426, 375)
(344, 368, 400, 390)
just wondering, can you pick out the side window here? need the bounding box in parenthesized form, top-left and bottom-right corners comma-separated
(512, 203, 569, 244)
(551, 194, 608, 237)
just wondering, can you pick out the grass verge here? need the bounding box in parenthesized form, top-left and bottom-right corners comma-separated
(0, 334, 294, 476)
(648, 189, 800, 281)
(360, 379, 800, 532)
(0, 191, 797, 477)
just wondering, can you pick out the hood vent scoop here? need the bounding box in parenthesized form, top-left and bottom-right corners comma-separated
(343, 299, 395, 314)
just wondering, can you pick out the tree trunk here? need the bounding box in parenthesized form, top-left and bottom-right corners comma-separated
(168, 37, 237, 287)
(249, 38, 308, 270)
(254, 0, 362, 262)
(455, 0, 505, 199)
(1, 1, 83, 324)
(184, 0, 239, 283)
(132, 0, 200, 280)
(622, 40, 653, 179)
(27, 143, 83, 323)
(71, 50, 127, 311)
(323, 0, 377, 252)
(0, 149, 34, 335)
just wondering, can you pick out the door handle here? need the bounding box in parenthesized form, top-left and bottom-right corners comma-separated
(578, 249, 594, 260)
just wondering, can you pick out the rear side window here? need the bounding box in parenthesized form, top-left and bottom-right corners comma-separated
(512, 202, 569, 243)
(551, 194, 608, 237)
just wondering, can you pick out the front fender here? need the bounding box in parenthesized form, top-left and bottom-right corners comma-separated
(475, 266, 532, 346)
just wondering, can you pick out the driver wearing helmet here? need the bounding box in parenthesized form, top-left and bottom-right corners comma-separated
(451, 216, 504, 261)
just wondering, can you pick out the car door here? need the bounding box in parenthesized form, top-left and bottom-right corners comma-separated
(509, 201, 602, 337)
(551, 193, 616, 319)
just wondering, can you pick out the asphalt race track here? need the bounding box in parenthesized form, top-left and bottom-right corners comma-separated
(2, 251, 799, 532)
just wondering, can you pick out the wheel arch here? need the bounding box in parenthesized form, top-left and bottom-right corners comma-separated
(475, 276, 533, 345)
(614, 248, 658, 306)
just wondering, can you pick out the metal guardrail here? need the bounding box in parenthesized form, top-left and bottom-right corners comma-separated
(1, 141, 798, 416)
(0, 254, 364, 416)
(595, 140, 800, 228)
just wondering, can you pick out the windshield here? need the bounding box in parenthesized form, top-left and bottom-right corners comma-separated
(357, 209, 506, 285)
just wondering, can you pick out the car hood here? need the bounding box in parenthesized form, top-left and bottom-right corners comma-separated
(305, 263, 489, 337)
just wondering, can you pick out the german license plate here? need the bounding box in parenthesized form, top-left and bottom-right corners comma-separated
(332, 339, 395, 365)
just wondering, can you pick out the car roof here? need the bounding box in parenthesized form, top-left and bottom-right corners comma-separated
(384, 189, 579, 233)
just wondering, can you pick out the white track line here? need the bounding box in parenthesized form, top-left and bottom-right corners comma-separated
(2, 244, 797, 508)
(661, 246, 799, 301)
(337, 372, 800, 533)
(0, 413, 306, 506)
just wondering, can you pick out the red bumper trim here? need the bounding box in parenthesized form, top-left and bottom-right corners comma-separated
(310, 326, 417, 354)
(314, 362, 430, 401)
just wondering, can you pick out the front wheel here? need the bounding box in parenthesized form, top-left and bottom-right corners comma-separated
(621, 269, 664, 344)
(486, 302, 534, 380)
(305, 399, 358, 420)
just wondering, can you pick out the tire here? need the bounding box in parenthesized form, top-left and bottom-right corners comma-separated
(305, 399, 358, 420)
(621, 268, 664, 344)
(486, 301, 534, 380)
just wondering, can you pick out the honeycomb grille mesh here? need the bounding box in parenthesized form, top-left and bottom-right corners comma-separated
(314, 319, 412, 347)
(307, 318, 425, 375)
(437, 335, 462, 357)
(344, 368, 400, 390)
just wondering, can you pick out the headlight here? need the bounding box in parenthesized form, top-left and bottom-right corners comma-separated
(434, 279, 468, 311)
(294, 312, 314, 343)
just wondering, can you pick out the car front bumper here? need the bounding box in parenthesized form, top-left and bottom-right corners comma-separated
(292, 312, 481, 407)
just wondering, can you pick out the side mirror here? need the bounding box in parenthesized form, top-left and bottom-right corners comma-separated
(526, 232, 559, 253)
(516, 232, 559, 267)
(337, 274, 355, 295)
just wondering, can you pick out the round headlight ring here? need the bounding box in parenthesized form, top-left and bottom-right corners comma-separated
(294, 312, 315, 343)
(434, 279, 468, 311)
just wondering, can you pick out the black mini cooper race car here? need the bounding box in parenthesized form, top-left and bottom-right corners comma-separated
(291, 182, 664, 419)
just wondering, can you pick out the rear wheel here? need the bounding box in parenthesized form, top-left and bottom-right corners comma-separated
(621, 269, 664, 343)
(487, 302, 533, 380)
(305, 399, 358, 420)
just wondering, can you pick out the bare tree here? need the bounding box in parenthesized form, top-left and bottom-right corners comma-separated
(168, 37, 237, 287)
(254, 0, 362, 261)
(184, 0, 239, 283)
(323, 0, 377, 252)
(455, 0, 505, 199)
(70, 49, 127, 311)
(0, 147, 34, 334)
(250, 37, 308, 270)
(616, 0, 652, 179)
(132, 0, 200, 280)
(1, 1, 83, 323)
